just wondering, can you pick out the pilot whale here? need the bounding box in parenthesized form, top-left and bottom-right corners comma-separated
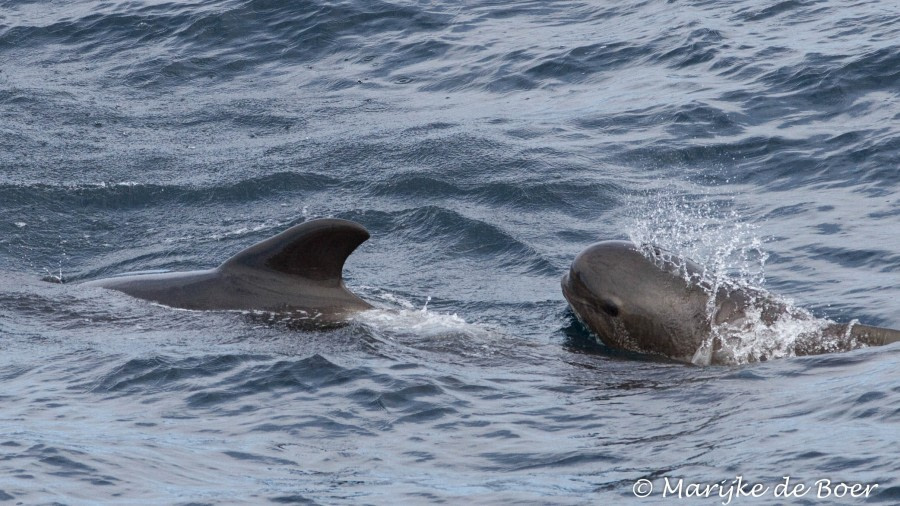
(562, 240, 900, 365)
(85, 218, 373, 322)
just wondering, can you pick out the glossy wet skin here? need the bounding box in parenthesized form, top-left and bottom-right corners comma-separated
(84, 218, 374, 323)
(561, 241, 900, 364)
(85, 266, 372, 319)
(561, 241, 712, 361)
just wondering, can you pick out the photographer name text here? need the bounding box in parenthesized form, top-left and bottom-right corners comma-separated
(631, 476, 878, 504)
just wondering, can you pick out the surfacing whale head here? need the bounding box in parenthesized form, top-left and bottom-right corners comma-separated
(562, 240, 712, 362)
(562, 240, 900, 365)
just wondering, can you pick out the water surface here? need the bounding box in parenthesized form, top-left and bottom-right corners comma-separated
(1, 0, 898, 503)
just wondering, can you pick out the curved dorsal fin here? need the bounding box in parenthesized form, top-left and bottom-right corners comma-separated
(222, 218, 369, 282)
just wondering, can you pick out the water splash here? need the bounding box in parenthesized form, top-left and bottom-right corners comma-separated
(626, 188, 768, 285)
(354, 308, 472, 338)
(353, 291, 474, 338)
(695, 301, 830, 365)
(349, 289, 504, 360)
(626, 188, 853, 365)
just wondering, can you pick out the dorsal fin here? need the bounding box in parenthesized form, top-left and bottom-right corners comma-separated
(849, 323, 900, 347)
(222, 218, 369, 282)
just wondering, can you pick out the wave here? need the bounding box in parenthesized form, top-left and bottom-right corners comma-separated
(0, 172, 337, 210)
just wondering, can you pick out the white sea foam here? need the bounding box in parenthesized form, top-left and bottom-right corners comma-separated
(350, 289, 500, 356)
(354, 307, 473, 337)
(353, 291, 473, 335)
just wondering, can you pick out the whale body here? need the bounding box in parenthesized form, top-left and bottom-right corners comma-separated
(85, 218, 373, 322)
(562, 240, 900, 365)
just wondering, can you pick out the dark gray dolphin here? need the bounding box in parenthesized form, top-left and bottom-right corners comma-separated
(85, 218, 373, 322)
(562, 240, 900, 365)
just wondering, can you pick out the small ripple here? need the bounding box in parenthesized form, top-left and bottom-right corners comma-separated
(0, 172, 337, 211)
(801, 245, 900, 271)
(2, 444, 119, 486)
(368, 173, 620, 217)
(3, 1, 454, 89)
(185, 354, 374, 408)
(653, 28, 723, 69)
(479, 451, 618, 472)
(92, 354, 259, 395)
(739, 0, 806, 22)
(871, 486, 900, 503)
(392, 406, 457, 425)
(389, 205, 558, 275)
(222, 451, 296, 466)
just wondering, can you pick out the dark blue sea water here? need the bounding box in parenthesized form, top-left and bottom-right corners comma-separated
(1, 0, 898, 503)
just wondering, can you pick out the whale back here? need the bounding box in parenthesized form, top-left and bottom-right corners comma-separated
(86, 218, 373, 317)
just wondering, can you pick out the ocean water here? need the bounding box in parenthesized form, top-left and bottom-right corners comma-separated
(1, 0, 898, 503)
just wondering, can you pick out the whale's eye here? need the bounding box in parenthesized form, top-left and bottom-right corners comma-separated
(600, 299, 619, 317)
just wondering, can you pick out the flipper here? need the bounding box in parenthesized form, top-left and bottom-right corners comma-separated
(222, 218, 370, 283)
(849, 323, 900, 347)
